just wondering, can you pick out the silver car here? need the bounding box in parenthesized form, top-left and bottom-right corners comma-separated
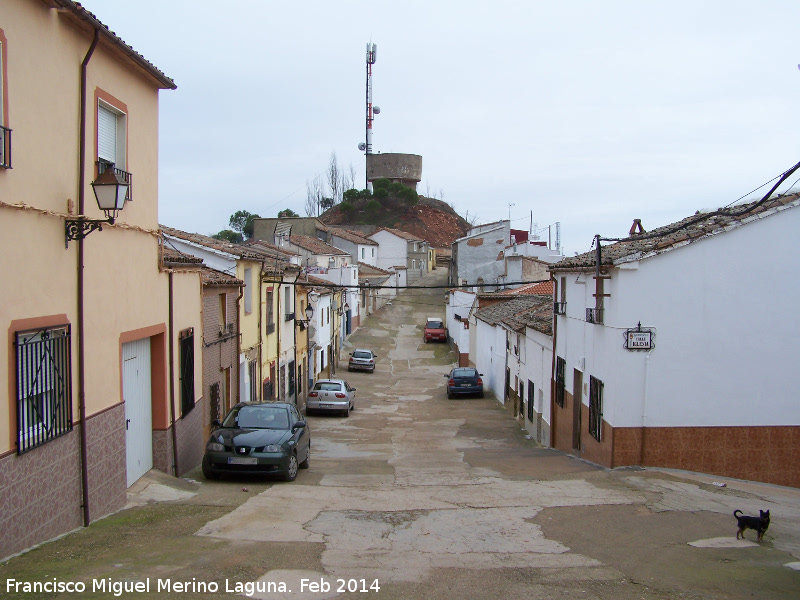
(306, 379, 356, 417)
(348, 348, 377, 373)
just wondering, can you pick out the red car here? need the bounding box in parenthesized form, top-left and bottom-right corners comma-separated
(424, 317, 447, 343)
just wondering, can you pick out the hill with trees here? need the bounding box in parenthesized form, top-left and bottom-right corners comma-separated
(319, 179, 470, 248)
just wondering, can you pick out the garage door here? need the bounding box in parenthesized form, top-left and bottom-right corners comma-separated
(123, 338, 152, 487)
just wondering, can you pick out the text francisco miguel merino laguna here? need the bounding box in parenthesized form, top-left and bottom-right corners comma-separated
(6, 577, 382, 596)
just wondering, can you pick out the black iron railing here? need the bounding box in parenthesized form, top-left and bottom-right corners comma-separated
(0, 125, 12, 169)
(97, 160, 133, 201)
(586, 308, 604, 324)
(15, 326, 72, 454)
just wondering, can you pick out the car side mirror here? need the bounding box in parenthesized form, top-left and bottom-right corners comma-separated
(292, 421, 306, 430)
(443, 374, 449, 378)
(212, 419, 221, 427)
(479, 373, 484, 376)
(351, 388, 356, 392)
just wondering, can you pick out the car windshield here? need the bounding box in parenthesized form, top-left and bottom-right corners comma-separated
(353, 351, 372, 359)
(452, 369, 477, 378)
(223, 405, 290, 430)
(313, 382, 342, 391)
(427, 320, 443, 329)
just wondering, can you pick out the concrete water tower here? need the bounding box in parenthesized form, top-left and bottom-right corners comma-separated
(367, 153, 422, 191)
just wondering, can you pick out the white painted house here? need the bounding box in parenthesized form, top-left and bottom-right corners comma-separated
(369, 228, 428, 282)
(549, 194, 800, 488)
(330, 228, 379, 267)
(446, 289, 476, 367)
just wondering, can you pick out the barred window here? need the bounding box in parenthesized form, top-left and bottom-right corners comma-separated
(15, 325, 73, 453)
(527, 381, 534, 421)
(589, 376, 604, 441)
(555, 357, 566, 408)
(180, 328, 195, 416)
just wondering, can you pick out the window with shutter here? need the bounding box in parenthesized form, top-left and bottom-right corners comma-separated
(98, 104, 117, 164)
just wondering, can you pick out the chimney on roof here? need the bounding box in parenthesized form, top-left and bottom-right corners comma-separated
(629, 219, 646, 236)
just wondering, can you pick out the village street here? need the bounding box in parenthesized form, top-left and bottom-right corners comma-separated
(2, 269, 800, 600)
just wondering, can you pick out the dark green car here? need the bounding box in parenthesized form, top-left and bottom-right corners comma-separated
(202, 402, 310, 481)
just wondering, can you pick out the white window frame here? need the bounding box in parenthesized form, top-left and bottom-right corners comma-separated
(244, 268, 252, 314)
(97, 100, 127, 169)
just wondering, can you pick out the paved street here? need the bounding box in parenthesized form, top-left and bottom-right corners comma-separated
(3, 268, 800, 599)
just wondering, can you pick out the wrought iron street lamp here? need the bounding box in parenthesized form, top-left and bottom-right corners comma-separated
(296, 303, 315, 329)
(65, 167, 130, 246)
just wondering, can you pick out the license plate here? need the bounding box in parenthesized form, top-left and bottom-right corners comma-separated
(320, 404, 333, 408)
(459, 383, 471, 387)
(228, 457, 257, 465)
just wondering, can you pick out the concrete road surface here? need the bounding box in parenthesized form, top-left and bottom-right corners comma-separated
(2, 268, 799, 599)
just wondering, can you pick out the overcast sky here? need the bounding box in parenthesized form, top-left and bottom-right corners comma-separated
(97, 0, 800, 256)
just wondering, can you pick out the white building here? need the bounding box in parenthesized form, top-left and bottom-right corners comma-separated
(446, 289, 476, 367)
(369, 228, 428, 282)
(330, 228, 379, 267)
(549, 194, 800, 488)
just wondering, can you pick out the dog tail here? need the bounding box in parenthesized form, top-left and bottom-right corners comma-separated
(734, 510, 743, 518)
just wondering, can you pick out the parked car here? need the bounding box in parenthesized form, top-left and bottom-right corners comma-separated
(424, 317, 447, 342)
(306, 379, 356, 417)
(349, 348, 377, 372)
(202, 402, 310, 482)
(444, 367, 484, 399)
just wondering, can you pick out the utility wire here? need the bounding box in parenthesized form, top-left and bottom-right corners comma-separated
(596, 159, 800, 246)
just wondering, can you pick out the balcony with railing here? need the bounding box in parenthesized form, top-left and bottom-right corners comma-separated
(0, 125, 11, 169)
(97, 160, 132, 201)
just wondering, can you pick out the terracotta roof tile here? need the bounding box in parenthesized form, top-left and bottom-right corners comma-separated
(290, 235, 350, 255)
(372, 227, 424, 242)
(551, 193, 800, 272)
(330, 228, 378, 245)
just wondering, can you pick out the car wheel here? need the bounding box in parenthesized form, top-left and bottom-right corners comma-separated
(283, 453, 299, 481)
(343, 406, 350, 418)
(447, 392, 453, 399)
(202, 457, 219, 480)
(299, 445, 310, 469)
(479, 392, 484, 398)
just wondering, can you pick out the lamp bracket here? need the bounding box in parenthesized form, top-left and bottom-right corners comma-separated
(65, 217, 113, 248)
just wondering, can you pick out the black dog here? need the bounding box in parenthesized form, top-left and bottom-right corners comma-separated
(734, 509, 770, 542)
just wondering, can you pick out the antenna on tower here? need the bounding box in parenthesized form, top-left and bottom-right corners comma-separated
(360, 42, 379, 188)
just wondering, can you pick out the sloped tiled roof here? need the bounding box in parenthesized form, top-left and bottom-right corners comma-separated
(161, 245, 203, 266)
(357, 262, 392, 276)
(372, 227, 424, 242)
(161, 226, 297, 275)
(475, 295, 553, 336)
(330, 228, 378, 245)
(494, 281, 554, 296)
(201, 267, 243, 287)
(551, 194, 800, 272)
(289, 235, 349, 256)
(54, 1, 176, 89)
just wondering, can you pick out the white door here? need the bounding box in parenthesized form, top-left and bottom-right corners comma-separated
(123, 338, 152, 487)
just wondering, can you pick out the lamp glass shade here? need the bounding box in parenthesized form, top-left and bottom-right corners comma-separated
(343, 302, 349, 312)
(305, 305, 314, 320)
(92, 169, 129, 212)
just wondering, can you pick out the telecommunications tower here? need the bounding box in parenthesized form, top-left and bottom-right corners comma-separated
(358, 42, 379, 188)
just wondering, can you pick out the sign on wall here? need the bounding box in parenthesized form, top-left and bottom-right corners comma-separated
(623, 323, 655, 351)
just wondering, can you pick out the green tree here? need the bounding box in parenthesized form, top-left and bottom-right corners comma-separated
(228, 210, 260, 240)
(213, 229, 243, 243)
(277, 208, 299, 218)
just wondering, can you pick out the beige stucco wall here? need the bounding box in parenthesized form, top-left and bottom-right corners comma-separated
(1, 0, 177, 452)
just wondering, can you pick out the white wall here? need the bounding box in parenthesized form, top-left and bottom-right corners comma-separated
(370, 230, 407, 271)
(446, 290, 475, 356)
(474, 319, 508, 405)
(556, 204, 800, 429)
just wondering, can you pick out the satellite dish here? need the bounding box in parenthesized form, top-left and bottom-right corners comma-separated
(358, 143, 367, 151)
(373, 106, 381, 115)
